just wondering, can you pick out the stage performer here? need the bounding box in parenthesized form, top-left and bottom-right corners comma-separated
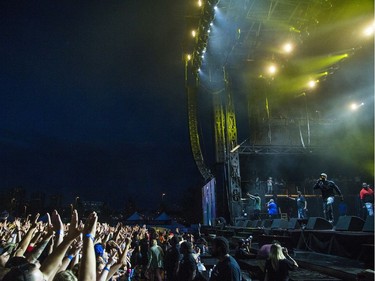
(360, 182, 374, 217)
(266, 199, 278, 218)
(247, 192, 261, 220)
(313, 173, 343, 223)
(266, 177, 273, 194)
(288, 191, 307, 219)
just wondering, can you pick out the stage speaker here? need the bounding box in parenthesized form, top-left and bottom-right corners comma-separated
(288, 218, 300, 229)
(261, 219, 273, 228)
(335, 216, 365, 231)
(306, 217, 332, 230)
(271, 219, 289, 229)
(362, 216, 374, 232)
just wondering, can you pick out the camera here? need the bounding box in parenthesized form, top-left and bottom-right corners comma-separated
(241, 236, 252, 246)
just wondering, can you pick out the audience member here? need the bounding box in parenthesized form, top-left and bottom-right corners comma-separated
(209, 236, 242, 281)
(177, 241, 197, 281)
(164, 235, 180, 281)
(264, 243, 298, 281)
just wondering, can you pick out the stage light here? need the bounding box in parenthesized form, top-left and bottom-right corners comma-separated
(267, 64, 277, 75)
(308, 80, 317, 88)
(198, 0, 202, 7)
(192, 30, 196, 38)
(282, 42, 293, 54)
(186, 54, 191, 61)
(350, 102, 364, 111)
(214, 5, 218, 10)
(289, 26, 301, 33)
(363, 22, 374, 36)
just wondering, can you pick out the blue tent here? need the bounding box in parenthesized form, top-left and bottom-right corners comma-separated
(126, 212, 143, 221)
(154, 212, 170, 221)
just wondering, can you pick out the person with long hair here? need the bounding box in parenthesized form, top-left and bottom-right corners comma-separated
(264, 244, 298, 281)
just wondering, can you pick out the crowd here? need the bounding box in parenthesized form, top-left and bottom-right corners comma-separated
(0, 207, 303, 281)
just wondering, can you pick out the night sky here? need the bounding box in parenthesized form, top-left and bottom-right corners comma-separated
(0, 1, 202, 210)
(0, 1, 374, 213)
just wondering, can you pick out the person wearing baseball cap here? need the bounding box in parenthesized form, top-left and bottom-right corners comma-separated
(313, 173, 343, 223)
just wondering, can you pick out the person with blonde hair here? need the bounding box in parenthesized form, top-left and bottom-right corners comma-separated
(264, 244, 298, 281)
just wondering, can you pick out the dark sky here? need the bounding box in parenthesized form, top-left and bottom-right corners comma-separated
(0, 1, 374, 212)
(0, 1, 204, 210)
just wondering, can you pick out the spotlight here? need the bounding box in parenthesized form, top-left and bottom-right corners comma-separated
(282, 42, 293, 53)
(267, 64, 277, 75)
(308, 80, 317, 88)
(350, 102, 364, 111)
(363, 22, 375, 36)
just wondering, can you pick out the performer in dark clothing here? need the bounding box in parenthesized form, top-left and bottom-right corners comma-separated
(313, 173, 343, 223)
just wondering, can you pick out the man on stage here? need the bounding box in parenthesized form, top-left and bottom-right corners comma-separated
(247, 192, 261, 220)
(313, 173, 343, 223)
(288, 191, 307, 219)
(359, 182, 374, 217)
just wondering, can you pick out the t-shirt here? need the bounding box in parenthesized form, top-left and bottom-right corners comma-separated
(209, 255, 242, 281)
(265, 258, 297, 281)
(268, 202, 278, 215)
(164, 246, 180, 273)
(254, 197, 261, 210)
(296, 196, 306, 209)
(360, 188, 374, 203)
(177, 253, 197, 281)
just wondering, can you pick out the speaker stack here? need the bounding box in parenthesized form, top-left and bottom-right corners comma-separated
(305, 217, 332, 230)
(335, 216, 365, 231)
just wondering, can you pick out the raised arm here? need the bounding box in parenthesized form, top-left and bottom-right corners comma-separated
(51, 210, 65, 248)
(246, 193, 256, 200)
(106, 237, 132, 281)
(40, 210, 82, 280)
(79, 212, 98, 281)
(14, 213, 40, 257)
(57, 239, 83, 273)
(26, 221, 54, 264)
(98, 252, 118, 281)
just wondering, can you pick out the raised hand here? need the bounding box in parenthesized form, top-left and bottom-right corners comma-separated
(66, 209, 82, 241)
(83, 212, 98, 238)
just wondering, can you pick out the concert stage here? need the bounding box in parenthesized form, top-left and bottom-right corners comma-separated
(201, 216, 374, 280)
